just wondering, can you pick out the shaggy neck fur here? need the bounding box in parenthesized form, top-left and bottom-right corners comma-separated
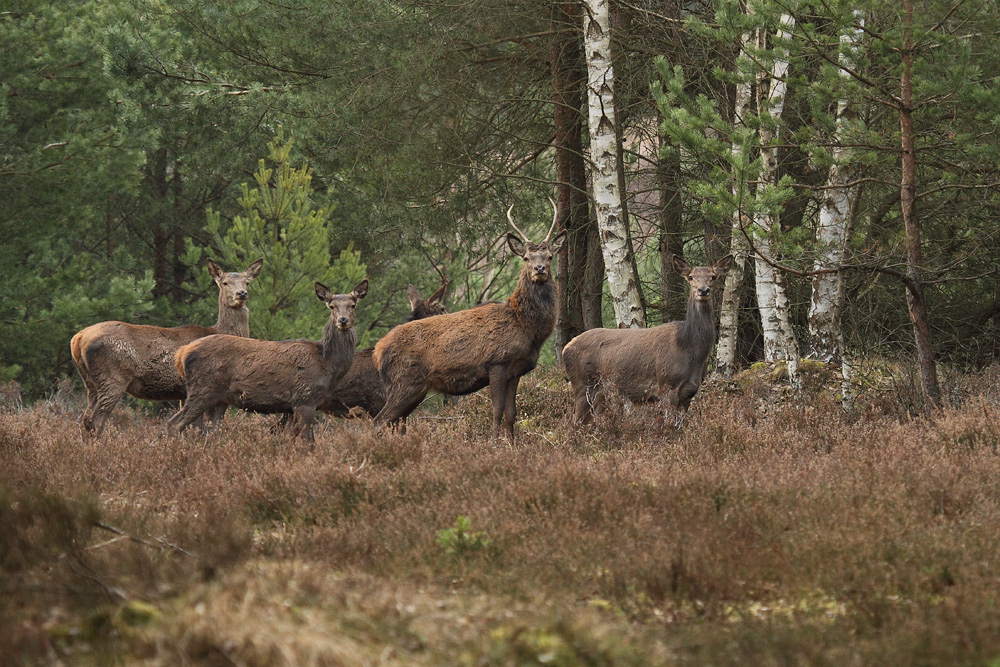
(215, 291, 250, 336)
(677, 296, 716, 355)
(320, 318, 357, 365)
(509, 268, 558, 349)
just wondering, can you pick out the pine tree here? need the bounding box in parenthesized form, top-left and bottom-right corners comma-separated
(185, 134, 367, 343)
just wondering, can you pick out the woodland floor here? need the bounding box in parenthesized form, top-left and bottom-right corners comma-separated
(5, 362, 1000, 665)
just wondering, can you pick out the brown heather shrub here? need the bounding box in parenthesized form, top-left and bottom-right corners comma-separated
(7, 366, 1000, 663)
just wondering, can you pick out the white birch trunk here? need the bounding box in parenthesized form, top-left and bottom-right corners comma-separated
(714, 27, 756, 379)
(752, 14, 799, 381)
(808, 13, 863, 376)
(583, 0, 644, 328)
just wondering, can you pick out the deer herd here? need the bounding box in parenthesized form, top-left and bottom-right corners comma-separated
(71, 203, 733, 443)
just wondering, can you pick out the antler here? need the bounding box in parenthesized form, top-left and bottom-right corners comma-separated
(544, 197, 558, 243)
(508, 198, 559, 243)
(507, 204, 530, 241)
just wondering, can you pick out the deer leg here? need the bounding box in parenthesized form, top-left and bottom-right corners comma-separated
(167, 394, 216, 435)
(375, 385, 427, 432)
(572, 382, 599, 426)
(87, 379, 127, 437)
(293, 406, 316, 443)
(487, 367, 509, 441)
(271, 412, 292, 434)
(590, 382, 608, 421)
(502, 375, 520, 443)
(77, 367, 101, 433)
(203, 403, 227, 431)
(672, 382, 699, 429)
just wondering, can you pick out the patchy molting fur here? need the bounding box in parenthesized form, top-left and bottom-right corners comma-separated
(319, 283, 449, 418)
(373, 232, 566, 441)
(563, 255, 734, 427)
(69, 258, 263, 436)
(168, 280, 368, 442)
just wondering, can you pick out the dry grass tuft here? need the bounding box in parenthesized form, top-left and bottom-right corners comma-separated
(5, 365, 1000, 664)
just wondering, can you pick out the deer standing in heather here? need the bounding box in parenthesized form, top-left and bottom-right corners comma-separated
(70, 258, 263, 436)
(168, 280, 368, 442)
(563, 254, 733, 428)
(373, 202, 566, 442)
(319, 283, 449, 418)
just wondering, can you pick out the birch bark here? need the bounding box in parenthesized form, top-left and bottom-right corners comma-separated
(714, 25, 755, 379)
(582, 0, 644, 328)
(808, 11, 863, 409)
(752, 14, 799, 381)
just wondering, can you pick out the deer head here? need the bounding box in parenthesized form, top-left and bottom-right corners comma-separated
(406, 283, 449, 317)
(315, 280, 369, 330)
(671, 255, 734, 301)
(208, 258, 263, 308)
(506, 199, 567, 283)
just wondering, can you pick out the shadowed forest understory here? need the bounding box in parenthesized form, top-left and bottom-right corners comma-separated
(5, 365, 1000, 665)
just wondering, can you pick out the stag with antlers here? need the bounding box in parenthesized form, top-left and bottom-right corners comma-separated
(372, 201, 566, 442)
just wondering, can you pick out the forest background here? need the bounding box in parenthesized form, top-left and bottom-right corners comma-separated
(5, 0, 1000, 410)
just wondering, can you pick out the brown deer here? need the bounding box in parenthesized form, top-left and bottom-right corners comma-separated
(319, 283, 449, 418)
(167, 280, 368, 442)
(563, 254, 734, 428)
(372, 202, 566, 441)
(70, 258, 263, 436)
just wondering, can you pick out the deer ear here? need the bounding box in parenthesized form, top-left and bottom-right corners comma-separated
(315, 282, 333, 302)
(244, 258, 264, 281)
(428, 282, 448, 305)
(207, 259, 224, 283)
(351, 279, 369, 301)
(548, 230, 567, 253)
(671, 254, 692, 276)
(507, 233, 526, 257)
(715, 254, 735, 273)
(406, 284, 421, 310)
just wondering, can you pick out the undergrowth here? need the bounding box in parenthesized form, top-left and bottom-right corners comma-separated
(3, 363, 1000, 664)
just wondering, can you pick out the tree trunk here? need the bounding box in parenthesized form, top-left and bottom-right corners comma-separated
(582, 0, 644, 329)
(150, 147, 169, 299)
(714, 24, 755, 379)
(552, 0, 592, 358)
(583, 201, 605, 328)
(170, 162, 186, 303)
(657, 137, 685, 323)
(808, 12, 862, 366)
(752, 14, 799, 381)
(900, 0, 941, 411)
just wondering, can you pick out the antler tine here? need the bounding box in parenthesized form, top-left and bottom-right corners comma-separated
(544, 196, 559, 243)
(507, 204, 529, 241)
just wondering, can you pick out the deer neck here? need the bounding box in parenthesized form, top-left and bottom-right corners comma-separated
(320, 318, 357, 367)
(678, 297, 716, 353)
(215, 293, 250, 337)
(510, 269, 558, 347)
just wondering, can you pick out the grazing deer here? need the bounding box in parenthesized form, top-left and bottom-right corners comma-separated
(168, 280, 368, 442)
(70, 258, 263, 436)
(373, 202, 566, 441)
(563, 254, 734, 428)
(319, 283, 449, 418)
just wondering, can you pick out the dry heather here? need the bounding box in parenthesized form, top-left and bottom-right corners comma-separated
(4, 364, 1000, 665)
